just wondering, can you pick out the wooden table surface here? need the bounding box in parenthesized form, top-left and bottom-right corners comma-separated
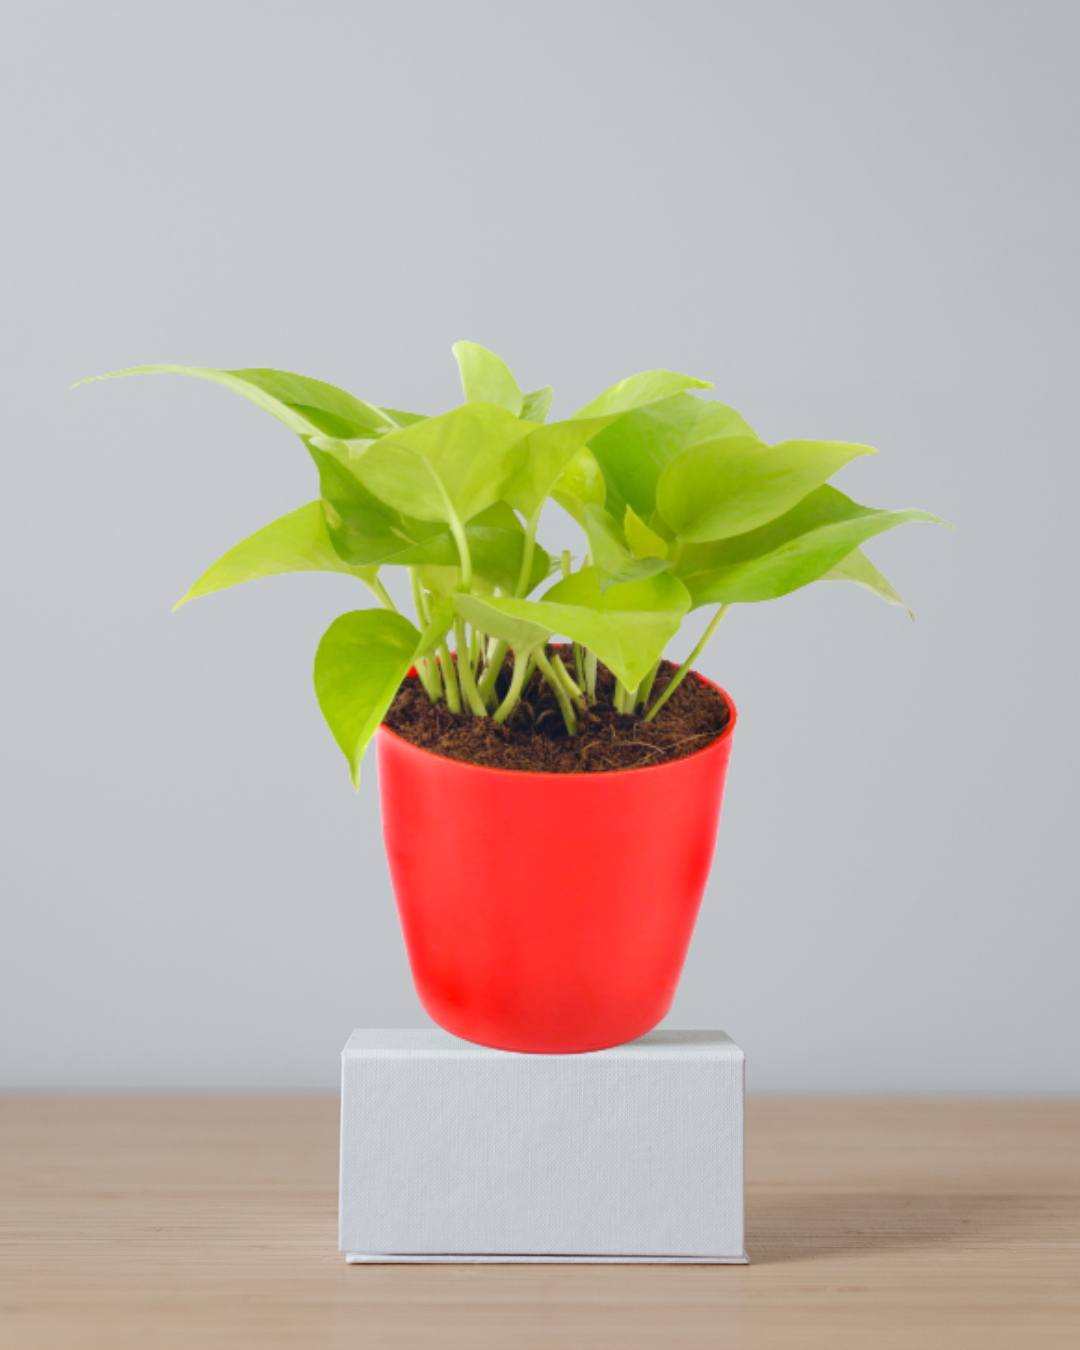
(1, 1095, 1077, 1349)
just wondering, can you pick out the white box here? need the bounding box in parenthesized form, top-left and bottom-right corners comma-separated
(339, 1028, 746, 1264)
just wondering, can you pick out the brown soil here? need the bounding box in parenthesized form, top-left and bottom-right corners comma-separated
(383, 646, 731, 774)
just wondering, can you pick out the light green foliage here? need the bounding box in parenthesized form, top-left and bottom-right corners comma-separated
(624, 505, 669, 560)
(475, 570, 691, 690)
(821, 547, 911, 615)
(175, 501, 378, 608)
(83, 343, 945, 782)
(313, 610, 422, 787)
(453, 341, 525, 416)
(673, 486, 947, 607)
(657, 438, 877, 542)
(589, 392, 756, 520)
(551, 447, 606, 528)
(80, 364, 400, 439)
(350, 403, 530, 526)
(572, 370, 713, 420)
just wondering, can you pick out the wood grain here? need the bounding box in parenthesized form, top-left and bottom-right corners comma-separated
(1, 1095, 1077, 1349)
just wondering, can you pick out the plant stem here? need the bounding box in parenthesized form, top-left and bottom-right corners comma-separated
(437, 641, 462, 713)
(492, 648, 533, 725)
(477, 639, 509, 701)
(560, 549, 572, 580)
(408, 568, 430, 625)
(405, 568, 443, 701)
(574, 642, 585, 692)
(448, 513, 474, 589)
(552, 654, 586, 715)
(585, 650, 598, 702)
(535, 648, 577, 735)
(636, 658, 661, 709)
(514, 505, 543, 597)
(363, 577, 397, 612)
(454, 618, 488, 717)
(644, 604, 731, 723)
(470, 623, 481, 673)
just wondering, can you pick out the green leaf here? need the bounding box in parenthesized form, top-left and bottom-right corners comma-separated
(452, 341, 525, 417)
(351, 403, 530, 525)
(309, 437, 449, 565)
(313, 609, 421, 787)
(472, 569, 691, 688)
(589, 393, 757, 521)
(504, 418, 619, 519)
(312, 442, 548, 589)
(658, 437, 877, 543)
(175, 501, 377, 609)
(453, 592, 552, 656)
(584, 504, 673, 590)
(417, 597, 456, 651)
(572, 370, 714, 420)
(624, 505, 669, 560)
(79, 365, 397, 439)
(674, 485, 948, 607)
(821, 547, 912, 616)
(520, 386, 554, 424)
(551, 446, 606, 527)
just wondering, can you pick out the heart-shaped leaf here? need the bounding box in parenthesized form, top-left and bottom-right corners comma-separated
(820, 547, 912, 616)
(452, 341, 525, 417)
(314, 609, 423, 786)
(351, 403, 530, 526)
(520, 386, 554, 424)
(624, 505, 669, 560)
(584, 504, 674, 590)
(176, 501, 378, 608)
(571, 370, 714, 420)
(551, 446, 606, 527)
(79, 364, 401, 440)
(312, 443, 549, 590)
(674, 485, 948, 606)
(453, 592, 552, 656)
(469, 569, 690, 688)
(658, 437, 877, 543)
(589, 393, 757, 521)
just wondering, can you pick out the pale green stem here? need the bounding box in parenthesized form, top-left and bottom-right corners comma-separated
(644, 604, 731, 723)
(470, 623, 481, 673)
(406, 568, 442, 701)
(514, 505, 543, 597)
(363, 577, 397, 612)
(636, 658, 662, 710)
(552, 655, 586, 715)
(585, 650, 598, 702)
(535, 648, 577, 735)
(574, 642, 585, 692)
(613, 677, 628, 712)
(560, 549, 572, 581)
(448, 513, 474, 589)
(437, 642, 462, 713)
(492, 648, 533, 726)
(477, 638, 509, 701)
(408, 568, 430, 625)
(454, 617, 488, 717)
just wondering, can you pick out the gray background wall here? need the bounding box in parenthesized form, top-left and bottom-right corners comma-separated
(2, 1, 1076, 1092)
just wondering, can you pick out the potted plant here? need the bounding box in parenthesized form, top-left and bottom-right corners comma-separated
(81, 345, 945, 1053)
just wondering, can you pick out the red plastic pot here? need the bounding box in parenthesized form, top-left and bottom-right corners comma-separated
(376, 674, 737, 1054)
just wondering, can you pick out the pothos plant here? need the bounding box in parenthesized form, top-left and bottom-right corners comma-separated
(82, 345, 946, 783)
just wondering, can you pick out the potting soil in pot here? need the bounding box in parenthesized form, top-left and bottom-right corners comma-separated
(383, 646, 730, 774)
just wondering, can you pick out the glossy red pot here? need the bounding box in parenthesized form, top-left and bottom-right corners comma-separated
(376, 675, 736, 1054)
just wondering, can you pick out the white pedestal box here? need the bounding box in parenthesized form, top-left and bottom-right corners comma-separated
(339, 1028, 746, 1264)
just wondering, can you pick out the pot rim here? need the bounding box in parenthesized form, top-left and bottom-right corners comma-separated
(379, 668, 737, 781)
